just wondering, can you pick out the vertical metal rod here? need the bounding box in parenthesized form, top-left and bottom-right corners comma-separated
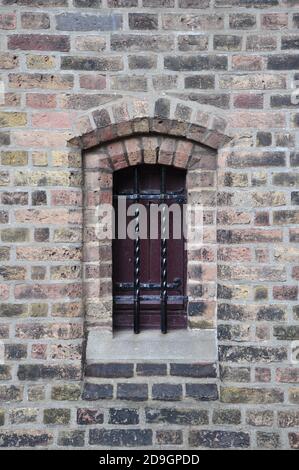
(133, 167, 140, 334)
(160, 166, 168, 334)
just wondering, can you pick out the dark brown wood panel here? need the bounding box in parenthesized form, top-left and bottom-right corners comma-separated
(113, 164, 187, 331)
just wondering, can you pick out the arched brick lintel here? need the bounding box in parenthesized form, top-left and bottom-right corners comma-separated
(67, 95, 233, 151)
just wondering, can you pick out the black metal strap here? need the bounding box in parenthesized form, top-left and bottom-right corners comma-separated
(114, 295, 187, 304)
(116, 278, 182, 291)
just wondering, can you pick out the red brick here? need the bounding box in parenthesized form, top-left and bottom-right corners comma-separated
(79, 74, 106, 90)
(26, 93, 57, 109)
(32, 112, 72, 129)
(233, 94, 263, 109)
(8, 35, 70, 52)
(0, 13, 16, 30)
(273, 286, 298, 301)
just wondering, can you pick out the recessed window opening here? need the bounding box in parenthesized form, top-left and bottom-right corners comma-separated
(112, 164, 187, 334)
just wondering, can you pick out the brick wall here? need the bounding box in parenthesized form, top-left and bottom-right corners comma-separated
(0, 0, 298, 449)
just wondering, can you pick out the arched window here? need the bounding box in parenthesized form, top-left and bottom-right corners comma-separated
(113, 164, 187, 333)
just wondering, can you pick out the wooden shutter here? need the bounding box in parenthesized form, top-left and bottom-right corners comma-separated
(113, 164, 187, 332)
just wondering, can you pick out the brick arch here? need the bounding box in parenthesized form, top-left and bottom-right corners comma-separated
(67, 95, 232, 151)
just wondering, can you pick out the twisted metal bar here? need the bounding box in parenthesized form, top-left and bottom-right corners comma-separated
(133, 168, 140, 334)
(160, 167, 168, 334)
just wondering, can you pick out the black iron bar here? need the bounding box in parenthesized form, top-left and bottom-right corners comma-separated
(114, 295, 187, 304)
(160, 166, 168, 334)
(116, 278, 182, 291)
(133, 167, 140, 334)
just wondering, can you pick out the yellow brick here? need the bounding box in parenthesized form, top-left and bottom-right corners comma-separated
(26, 54, 56, 70)
(1, 150, 28, 166)
(51, 150, 81, 168)
(32, 151, 48, 167)
(0, 112, 27, 128)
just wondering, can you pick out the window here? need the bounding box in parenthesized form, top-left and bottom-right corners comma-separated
(113, 164, 187, 333)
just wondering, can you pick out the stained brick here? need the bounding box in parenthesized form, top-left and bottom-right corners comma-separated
(145, 408, 208, 425)
(89, 429, 152, 447)
(152, 384, 182, 401)
(186, 384, 218, 401)
(189, 430, 250, 448)
(170, 363, 217, 378)
(85, 363, 133, 378)
(8, 35, 69, 52)
(55, 13, 122, 31)
(82, 383, 113, 400)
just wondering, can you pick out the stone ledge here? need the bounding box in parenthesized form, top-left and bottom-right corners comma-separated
(86, 329, 217, 363)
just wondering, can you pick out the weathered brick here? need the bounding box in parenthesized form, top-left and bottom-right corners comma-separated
(117, 384, 148, 401)
(257, 432, 280, 449)
(8, 35, 70, 52)
(178, 34, 208, 51)
(0, 365, 11, 380)
(262, 13, 288, 30)
(214, 35, 242, 51)
(74, 0, 102, 6)
(0, 385, 23, 402)
(246, 410, 274, 427)
(61, 56, 123, 72)
(220, 387, 284, 404)
(152, 384, 182, 401)
(170, 363, 217, 378)
(51, 384, 81, 401)
(0, 12, 16, 30)
(0, 431, 52, 448)
(9, 73, 74, 90)
(274, 326, 299, 340)
(185, 75, 215, 89)
(17, 364, 80, 381)
(56, 13, 122, 31)
(268, 55, 299, 70)
(129, 13, 158, 30)
(162, 14, 224, 31)
(156, 430, 183, 445)
(189, 430, 250, 448)
(0, 112, 27, 128)
(109, 408, 139, 425)
(10, 408, 38, 425)
(5, 343, 27, 360)
(219, 345, 287, 363)
(58, 431, 85, 447)
(136, 364, 167, 376)
(212, 409, 241, 425)
(220, 365, 251, 383)
(0, 53, 18, 69)
(43, 409, 70, 425)
(186, 384, 218, 401)
(165, 55, 227, 71)
(86, 363, 133, 378)
(77, 408, 104, 425)
(229, 14, 256, 29)
(1, 191, 28, 205)
(111, 34, 174, 52)
(289, 433, 299, 449)
(273, 286, 298, 301)
(146, 407, 208, 425)
(21, 12, 50, 29)
(82, 383, 113, 400)
(276, 368, 299, 383)
(278, 411, 299, 428)
(89, 429, 152, 447)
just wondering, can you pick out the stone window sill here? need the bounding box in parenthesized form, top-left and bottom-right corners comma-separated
(86, 329, 217, 363)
